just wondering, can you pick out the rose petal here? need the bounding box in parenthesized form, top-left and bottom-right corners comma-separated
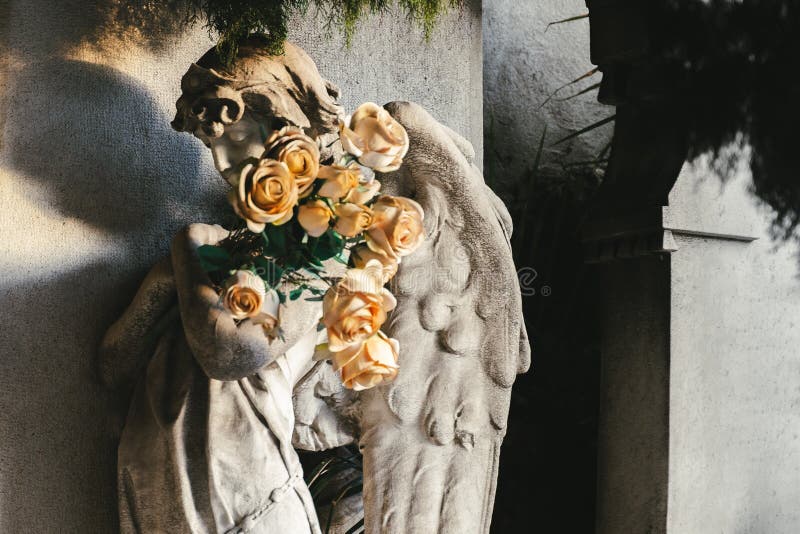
(298, 200, 332, 237)
(333, 203, 372, 237)
(247, 220, 266, 233)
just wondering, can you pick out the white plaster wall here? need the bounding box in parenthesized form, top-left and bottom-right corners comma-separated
(668, 162, 800, 533)
(0, 1, 481, 531)
(483, 0, 612, 181)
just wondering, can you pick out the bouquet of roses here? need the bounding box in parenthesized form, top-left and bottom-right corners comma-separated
(198, 103, 425, 391)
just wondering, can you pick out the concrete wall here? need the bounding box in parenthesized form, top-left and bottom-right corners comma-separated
(668, 163, 800, 534)
(0, 2, 481, 531)
(595, 256, 670, 534)
(483, 0, 612, 181)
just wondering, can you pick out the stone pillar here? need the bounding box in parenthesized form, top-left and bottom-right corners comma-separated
(588, 159, 800, 533)
(585, 209, 674, 534)
(594, 253, 671, 534)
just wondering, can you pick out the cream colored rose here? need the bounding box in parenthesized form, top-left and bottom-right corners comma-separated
(365, 195, 425, 260)
(298, 199, 333, 237)
(318, 163, 361, 201)
(344, 179, 381, 205)
(322, 260, 396, 352)
(222, 271, 280, 330)
(350, 244, 398, 283)
(264, 127, 320, 197)
(233, 160, 299, 232)
(333, 202, 373, 237)
(332, 331, 400, 391)
(339, 102, 409, 172)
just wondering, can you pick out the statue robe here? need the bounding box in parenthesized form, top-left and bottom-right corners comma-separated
(117, 318, 322, 534)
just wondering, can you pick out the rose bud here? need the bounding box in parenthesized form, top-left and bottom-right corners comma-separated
(339, 102, 409, 172)
(298, 199, 333, 238)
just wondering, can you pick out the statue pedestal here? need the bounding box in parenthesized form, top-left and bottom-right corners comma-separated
(587, 161, 800, 533)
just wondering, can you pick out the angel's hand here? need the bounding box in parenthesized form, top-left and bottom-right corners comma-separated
(170, 223, 269, 380)
(171, 223, 326, 381)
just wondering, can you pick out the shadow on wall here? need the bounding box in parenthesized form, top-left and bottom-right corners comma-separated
(0, 56, 226, 531)
(5, 58, 225, 242)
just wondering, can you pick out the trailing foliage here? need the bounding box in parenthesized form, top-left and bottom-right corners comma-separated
(646, 0, 800, 240)
(180, 0, 462, 63)
(484, 119, 604, 534)
(305, 446, 364, 533)
(548, 2, 800, 241)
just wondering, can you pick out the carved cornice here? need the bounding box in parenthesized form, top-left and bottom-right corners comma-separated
(582, 206, 758, 263)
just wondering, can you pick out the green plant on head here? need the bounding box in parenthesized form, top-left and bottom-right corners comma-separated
(183, 0, 463, 64)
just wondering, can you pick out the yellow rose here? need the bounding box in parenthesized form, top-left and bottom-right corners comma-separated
(322, 260, 396, 352)
(332, 331, 400, 391)
(350, 244, 398, 283)
(343, 179, 381, 205)
(333, 202, 373, 237)
(233, 159, 298, 233)
(298, 199, 333, 237)
(222, 270, 280, 329)
(264, 127, 320, 197)
(339, 102, 409, 172)
(318, 163, 361, 201)
(365, 195, 425, 260)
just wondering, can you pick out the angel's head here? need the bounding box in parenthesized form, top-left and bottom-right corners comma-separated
(171, 35, 343, 183)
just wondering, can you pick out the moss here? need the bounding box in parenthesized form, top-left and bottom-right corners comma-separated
(181, 0, 461, 63)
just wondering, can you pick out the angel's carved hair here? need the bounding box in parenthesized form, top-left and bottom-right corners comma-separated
(171, 35, 344, 141)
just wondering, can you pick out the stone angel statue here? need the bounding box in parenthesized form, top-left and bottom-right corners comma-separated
(99, 35, 529, 534)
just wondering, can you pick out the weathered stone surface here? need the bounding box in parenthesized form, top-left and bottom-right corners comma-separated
(99, 40, 526, 534)
(483, 0, 612, 180)
(667, 162, 800, 534)
(359, 101, 530, 533)
(0, 2, 482, 531)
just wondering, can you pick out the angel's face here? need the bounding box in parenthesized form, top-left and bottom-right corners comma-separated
(200, 113, 267, 185)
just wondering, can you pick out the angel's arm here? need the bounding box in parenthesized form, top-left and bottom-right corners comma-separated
(98, 256, 177, 391)
(170, 223, 295, 381)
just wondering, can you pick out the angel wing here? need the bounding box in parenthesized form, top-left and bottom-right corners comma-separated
(355, 101, 531, 534)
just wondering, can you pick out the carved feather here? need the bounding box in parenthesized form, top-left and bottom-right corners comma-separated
(356, 101, 531, 534)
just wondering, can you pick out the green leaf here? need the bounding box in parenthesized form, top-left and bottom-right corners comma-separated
(304, 268, 323, 279)
(304, 296, 324, 302)
(196, 245, 231, 272)
(306, 236, 320, 255)
(289, 287, 304, 301)
(283, 250, 305, 271)
(556, 82, 602, 102)
(344, 518, 365, 534)
(316, 229, 345, 261)
(306, 457, 337, 488)
(263, 223, 288, 256)
(307, 257, 325, 270)
(253, 256, 284, 287)
(545, 12, 589, 32)
(538, 67, 599, 109)
(277, 291, 286, 304)
(551, 114, 616, 146)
